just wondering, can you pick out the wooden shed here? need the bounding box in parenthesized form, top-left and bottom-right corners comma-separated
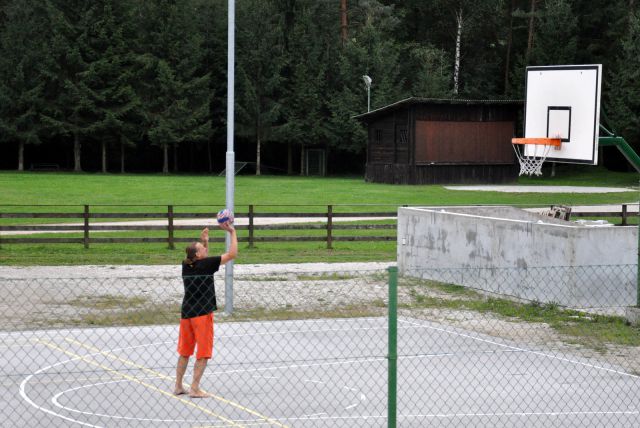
(354, 97, 523, 184)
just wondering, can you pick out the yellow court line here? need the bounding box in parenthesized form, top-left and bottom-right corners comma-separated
(35, 339, 244, 428)
(64, 338, 289, 428)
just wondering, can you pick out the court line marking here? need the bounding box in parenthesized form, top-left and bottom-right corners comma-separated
(51, 379, 223, 424)
(399, 317, 640, 379)
(64, 337, 289, 428)
(27, 339, 244, 428)
(47, 337, 370, 423)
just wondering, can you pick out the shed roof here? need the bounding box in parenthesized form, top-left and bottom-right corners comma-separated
(353, 97, 524, 121)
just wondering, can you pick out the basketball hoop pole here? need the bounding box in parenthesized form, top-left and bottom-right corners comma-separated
(224, 0, 235, 315)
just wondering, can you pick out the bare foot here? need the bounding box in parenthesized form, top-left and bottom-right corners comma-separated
(173, 387, 187, 396)
(189, 389, 210, 398)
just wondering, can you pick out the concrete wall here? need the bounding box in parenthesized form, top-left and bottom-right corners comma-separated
(398, 206, 638, 307)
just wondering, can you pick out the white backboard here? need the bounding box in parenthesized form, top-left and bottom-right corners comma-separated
(524, 65, 602, 164)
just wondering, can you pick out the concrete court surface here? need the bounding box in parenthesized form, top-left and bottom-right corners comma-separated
(2, 317, 638, 427)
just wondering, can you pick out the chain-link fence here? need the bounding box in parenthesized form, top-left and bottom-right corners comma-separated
(1, 265, 639, 427)
(395, 265, 640, 428)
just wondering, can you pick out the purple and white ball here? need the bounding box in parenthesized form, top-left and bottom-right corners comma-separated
(216, 209, 234, 225)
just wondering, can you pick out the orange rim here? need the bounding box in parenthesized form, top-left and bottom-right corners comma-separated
(512, 138, 562, 146)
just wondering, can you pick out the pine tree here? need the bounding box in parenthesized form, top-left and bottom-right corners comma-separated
(236, 0, 284, 175)
(40, 0, 95, 172)
(81, 0, 140, 173)
(607, 12, 640, 151)
(0, 0, 49, 170)
(132, 0, 210, 173)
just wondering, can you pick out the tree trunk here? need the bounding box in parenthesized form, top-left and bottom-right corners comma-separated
(287, 141, 293, 175)
(504, 0, 516, 95)
(173, 144, 178, 172)
(207, 139, 213, 173)
(300, 143, 305, 176)
(453, 9, 463, 95)
(120, 141, 125, 173)
(256, 134, 261, 176)
(18, 141, 24, 171)
(101, 141, 107, 173)
(630, 0, 637, 33)
(73, 133, 82, 172)
(340, 0, 348, 46)
(162, 144, 169, 174)
(526, 0, 537, 63)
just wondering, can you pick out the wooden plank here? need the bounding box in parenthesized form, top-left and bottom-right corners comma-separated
(0, 213, 83, 218)
(0, 238, 85, 244)
(0, 225, 85, 231)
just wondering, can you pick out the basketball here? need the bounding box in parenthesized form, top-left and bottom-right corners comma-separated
(216, 208, 234, 225)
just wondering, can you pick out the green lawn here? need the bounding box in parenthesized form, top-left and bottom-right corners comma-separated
(0, 166, 637, 207)
(0, 167, 637, 266)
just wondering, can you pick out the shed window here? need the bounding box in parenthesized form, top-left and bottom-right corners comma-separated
(375, 129, 383, 144)
(398, 129, 408, 145)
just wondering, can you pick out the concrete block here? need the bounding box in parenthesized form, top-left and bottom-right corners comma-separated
(626, 307, 640, 326)
(398, 206, 638, 308)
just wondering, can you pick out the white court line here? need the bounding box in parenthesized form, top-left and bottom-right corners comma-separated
(399, 317, 640, 379)
(51, 379, 225, 424)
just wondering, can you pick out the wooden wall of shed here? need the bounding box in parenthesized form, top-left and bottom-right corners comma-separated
(367, 109, 409, 165)
(365, 163, 518, 185)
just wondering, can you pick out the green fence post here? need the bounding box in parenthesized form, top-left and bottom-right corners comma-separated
(388, 266, 398, 428)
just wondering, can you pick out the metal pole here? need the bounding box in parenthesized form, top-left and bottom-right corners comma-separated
(387, 266, 398, 428)
(225, 0, 235, 315)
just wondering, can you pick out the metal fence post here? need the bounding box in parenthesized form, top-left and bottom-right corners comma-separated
(83, 205, 90, 249)
(167, 205, 175, 250)
(388, 266, 398, 428)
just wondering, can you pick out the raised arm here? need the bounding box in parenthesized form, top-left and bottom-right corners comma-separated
(219, 222, 237, 265)
(199, 228, 209, 251)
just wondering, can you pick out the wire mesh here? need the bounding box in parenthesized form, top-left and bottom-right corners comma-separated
(1, 265, 639, 427)
(396, 265, 640, 427)
(0, 270, 389, 427)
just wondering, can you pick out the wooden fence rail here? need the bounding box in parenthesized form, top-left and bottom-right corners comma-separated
(0, 204, 636, 249)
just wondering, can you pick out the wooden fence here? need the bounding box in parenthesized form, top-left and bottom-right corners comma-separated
(0, 204, 636, 250)
(0, 205, 398, 249)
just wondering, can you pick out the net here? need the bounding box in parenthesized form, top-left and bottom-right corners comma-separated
(511, 138, 561, 176)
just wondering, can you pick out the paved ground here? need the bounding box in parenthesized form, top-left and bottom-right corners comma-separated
(444, 185, 636, 193)
(3, 317, 638, 427)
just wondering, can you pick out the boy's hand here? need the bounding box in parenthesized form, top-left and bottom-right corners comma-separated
(200, 227, 209, 242)
(219, 222, 235, 233)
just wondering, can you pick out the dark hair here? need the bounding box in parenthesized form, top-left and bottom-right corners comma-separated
(184, 242, 199, 265)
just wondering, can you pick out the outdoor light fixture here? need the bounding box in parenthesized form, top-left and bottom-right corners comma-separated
(362, 75, 372, 112)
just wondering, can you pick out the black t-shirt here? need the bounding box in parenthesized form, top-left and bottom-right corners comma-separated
(181, 256, 221, 319)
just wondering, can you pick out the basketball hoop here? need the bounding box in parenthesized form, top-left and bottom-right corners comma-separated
(511, 138, 562, 176)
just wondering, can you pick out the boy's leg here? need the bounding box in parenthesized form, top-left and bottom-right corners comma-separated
(189, 358, 209, 397)
(174, 355, 189, 395)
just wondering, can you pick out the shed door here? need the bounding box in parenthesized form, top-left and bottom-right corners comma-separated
(415, 120, 515, 164)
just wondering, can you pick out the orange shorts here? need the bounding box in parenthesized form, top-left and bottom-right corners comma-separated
(177, 313, 214, 359)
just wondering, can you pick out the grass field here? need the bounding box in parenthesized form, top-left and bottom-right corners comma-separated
(0, 166, 638, 207)
(0, 167, 638, 265)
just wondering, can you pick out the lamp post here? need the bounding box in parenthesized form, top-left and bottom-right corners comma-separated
(225, 0, 235, 315)
(362, 75, 372, 112)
